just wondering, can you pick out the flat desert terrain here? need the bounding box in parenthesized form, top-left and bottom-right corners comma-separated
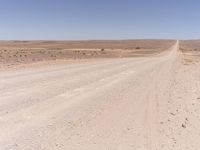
(0, 40, 174, 68)
(1, 40, 200, 150)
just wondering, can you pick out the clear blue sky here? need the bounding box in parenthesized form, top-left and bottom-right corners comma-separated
(0, 0, 200, 40)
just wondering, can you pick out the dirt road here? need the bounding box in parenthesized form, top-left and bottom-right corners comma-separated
(1, 41, 200, 150)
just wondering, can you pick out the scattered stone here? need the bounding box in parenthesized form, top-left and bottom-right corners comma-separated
(172, 137, 176, 142)
(182, 124, 186, 128)
(170, 113, 175, 116)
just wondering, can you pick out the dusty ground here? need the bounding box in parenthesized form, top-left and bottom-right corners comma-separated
(180, 40, 200, 64)
(1, 41, 200, 150)
(0, 40, 175, 68)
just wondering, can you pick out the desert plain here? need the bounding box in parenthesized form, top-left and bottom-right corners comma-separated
(0, 40, 200, 150)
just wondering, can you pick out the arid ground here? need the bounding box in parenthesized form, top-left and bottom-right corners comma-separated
(0, 40, 174, 68)
(1, 40, 200, 150)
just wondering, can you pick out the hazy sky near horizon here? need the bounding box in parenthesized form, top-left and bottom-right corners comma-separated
(0, 0, 200, 40)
